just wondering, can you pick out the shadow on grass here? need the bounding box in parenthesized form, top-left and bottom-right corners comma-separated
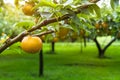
(97, 56, 112, 59)
(45, 51, 57, 54)
(64, 63, 107, 67)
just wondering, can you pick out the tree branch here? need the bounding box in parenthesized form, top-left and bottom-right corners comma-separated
(28, 4, 91, 32)
(103, 37, 116, 52)
(0, 2, 100, 53)
(0, 31, 29, 53)
(93, 36, 102, 52)
(33, 30, 54, 37)
(89, 0, 100, 3)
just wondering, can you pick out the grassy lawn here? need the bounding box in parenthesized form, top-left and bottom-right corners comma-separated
(0, 42, 120, 80)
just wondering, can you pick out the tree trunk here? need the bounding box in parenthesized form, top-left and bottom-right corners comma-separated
(98, 49, 105, 58)
(51, 42, 55, 53)
(83, 36, 86, 47)
(93, 36, 116, 58)
(39, 49, 44, 77)
(93, 37, 104, 58)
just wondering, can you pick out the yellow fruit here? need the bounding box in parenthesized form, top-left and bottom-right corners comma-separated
(95, 23, 100, 29)
(80, 29, 85, 36)
(59, 36, 66, 40)
(53, 37, 58, 42)
(22, 2, 35, 16)
(102, 22, 108, 29)
(71, 32, 78, 42)
(21, 35, 42, 53)
(40, 35, 45, 41)
(71, 32, 78, 39)
(58, 27, 69, 38)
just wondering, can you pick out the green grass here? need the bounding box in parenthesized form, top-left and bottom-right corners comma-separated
(0, 42, 120, 80)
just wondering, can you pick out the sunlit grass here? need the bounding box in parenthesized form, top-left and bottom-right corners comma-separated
(0, 42, 120, 80)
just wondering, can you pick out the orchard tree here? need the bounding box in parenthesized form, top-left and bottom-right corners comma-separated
(0, 0, 119, 57)
(85, 1, 120, 58)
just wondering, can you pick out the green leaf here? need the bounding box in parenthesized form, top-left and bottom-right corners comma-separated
(72, 15, 81, 26)
(14, 21, 35, 29)
(110, 0, 119, 10)
(63, 0, 73, 6)
(110, 0, 114, 9)
(88, 5, 94, 14)
(0, 7, 2, 12)
(83, 22, 94, 29)
(78, 13, 90, 20)
(34, 0, 57, 9)
(14, 0, 19, 8)
(90, 4, 101, 18)
(0, 0, 4, 6)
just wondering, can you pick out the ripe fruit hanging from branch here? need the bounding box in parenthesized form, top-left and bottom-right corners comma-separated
(95, 23, 101, 29)
(58, 27, 70, 40)
(71, 32, 78, 42)
(22, 2, 35, 16)
(40, 35, 45, 41)
(21, 35, 42, 53)
(80, 29, 85, 36)
(52, 37, 58, 42)
(101, 22, 108, 29)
